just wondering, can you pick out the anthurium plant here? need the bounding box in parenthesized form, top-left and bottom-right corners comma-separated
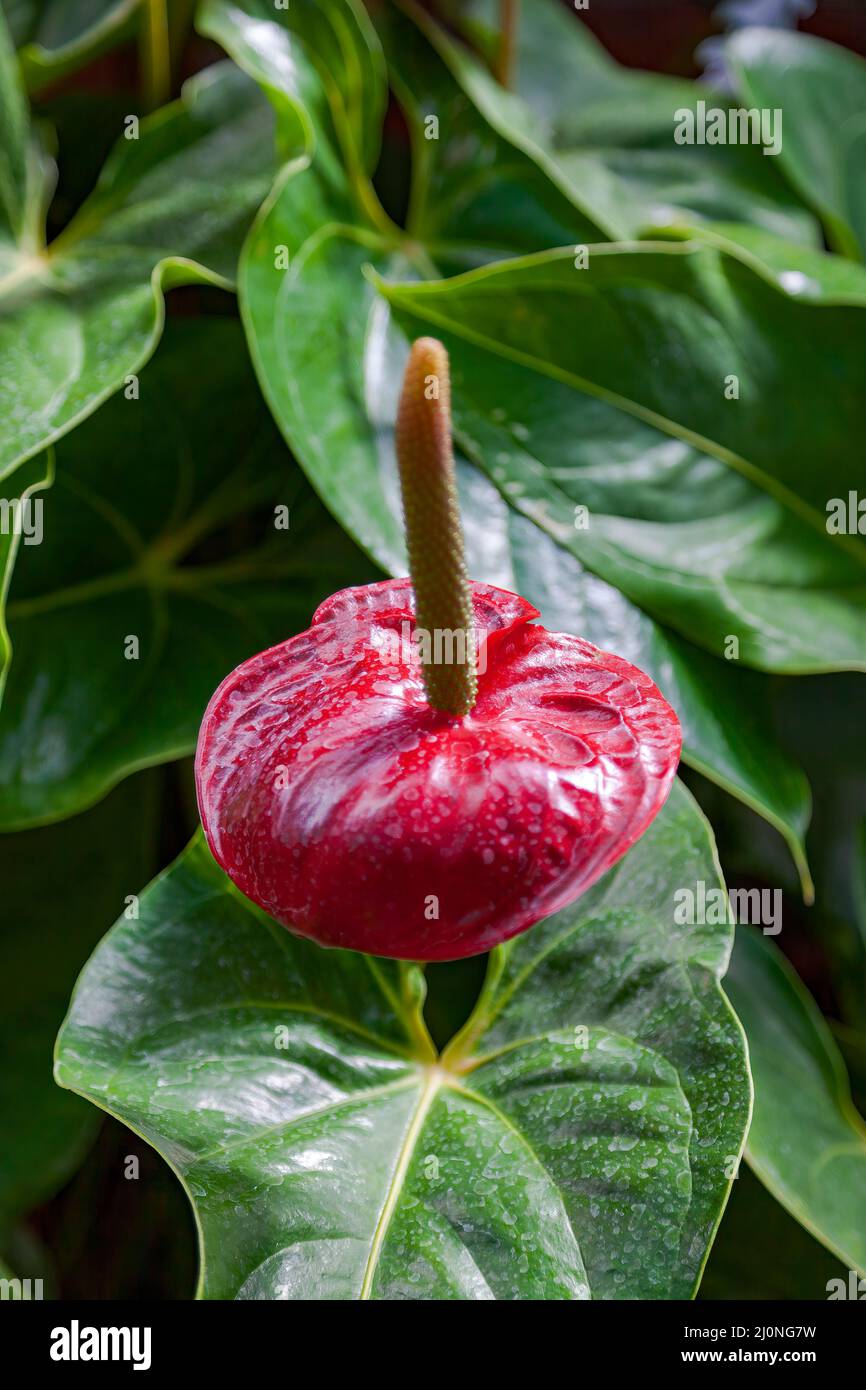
(0, 0, 865, 1303)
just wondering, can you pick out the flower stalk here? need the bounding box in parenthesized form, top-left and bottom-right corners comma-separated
(395, 338, 478, 717)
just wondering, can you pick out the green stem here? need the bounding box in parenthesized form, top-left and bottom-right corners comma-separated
(395, 339, 477, 717)
(140, 0, 171, 112)
(496, 0, 519, 89)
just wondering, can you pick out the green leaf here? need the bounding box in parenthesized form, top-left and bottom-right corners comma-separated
(55, 780, 750, 1299)
(0, 315, 373, 830)
(725, 927, 866, 1275)
(0, 58, 276, 478)
(384, 0, 614, 251)
(441, 780, 751, 1299)
(380, 243, 866, 672)
(0, 769, 160, 1228)
(729, 27, 866, 261)
(648, 219, 866, 306)
(214, 0, 814, 885)
(3, 0, 141, 88)
(378, 3, 598, 264)
(199, 0, 387, 190)
(0, 2, 48, 255)
(198, 0, 331, 165)
(411, 0, 820, 247)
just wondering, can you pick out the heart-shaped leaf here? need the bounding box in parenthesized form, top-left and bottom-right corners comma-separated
(0, 39, 277, 478)
(0, 315, 373, 830)
(725, 926, 866, 1275)
(0, 769, 160, 1230)
(55, 779, 750, 1299)
(728, 27, 866, 261)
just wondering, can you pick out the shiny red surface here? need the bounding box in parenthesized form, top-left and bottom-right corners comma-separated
(195, 580, 681, 960)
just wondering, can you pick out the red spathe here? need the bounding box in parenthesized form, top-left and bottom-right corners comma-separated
(195, 580, 681, 960)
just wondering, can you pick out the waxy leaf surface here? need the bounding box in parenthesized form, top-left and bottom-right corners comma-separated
(55, 780, 750, 1299)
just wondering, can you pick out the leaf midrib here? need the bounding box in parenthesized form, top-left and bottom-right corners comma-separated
(358, 1063, 594, 1300)
(359, 1064, 444, 1299)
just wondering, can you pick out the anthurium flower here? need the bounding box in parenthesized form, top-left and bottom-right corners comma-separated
(196, 340, 681, 960)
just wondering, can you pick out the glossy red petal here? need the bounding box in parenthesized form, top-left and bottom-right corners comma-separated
(195, 580, 681, 960)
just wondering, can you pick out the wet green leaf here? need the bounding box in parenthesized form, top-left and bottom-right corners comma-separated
(55, 780, 750, 1299)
